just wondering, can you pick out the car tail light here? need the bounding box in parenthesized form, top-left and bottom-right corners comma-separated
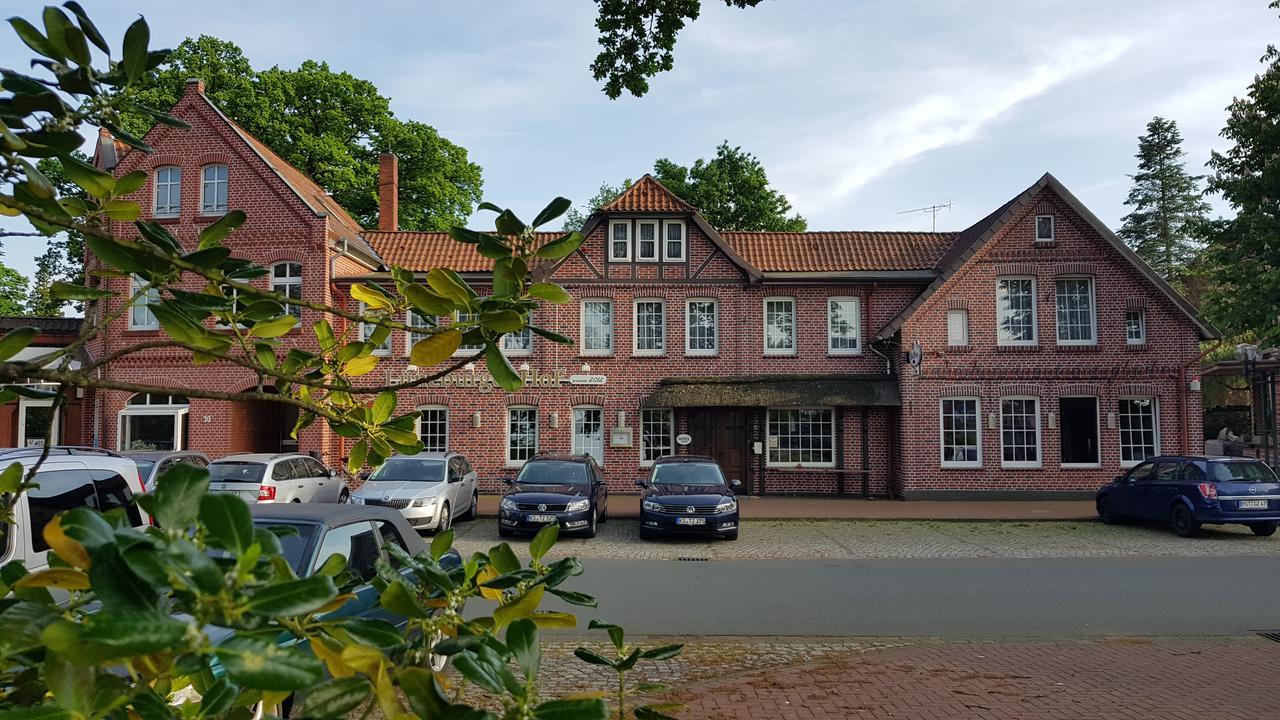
(258, 485, 276, 501)
(1198, 483, 1218, 500)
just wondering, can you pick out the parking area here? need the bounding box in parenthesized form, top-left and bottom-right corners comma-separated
(448, 517, 1280, 560)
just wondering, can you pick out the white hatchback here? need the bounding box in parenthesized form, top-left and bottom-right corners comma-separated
(207, 453, 347, 504)
(351, 452, 478, 533)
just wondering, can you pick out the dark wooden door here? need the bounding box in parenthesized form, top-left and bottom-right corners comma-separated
(687, 409, 749, 489)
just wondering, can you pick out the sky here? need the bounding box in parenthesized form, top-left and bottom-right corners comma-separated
(1, 0, 1274, 285)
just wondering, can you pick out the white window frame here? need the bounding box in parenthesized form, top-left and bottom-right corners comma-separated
(1126, 310, 1146, 345)
(947, 309, 969, 347)
(200, 164, 228, 215)
(999, 396, 1042, 469)
(359, 301, 392, 356)
(571, 406, 605, 466)
(608, 221, 631, 262)
(1055, 277, 1096, 346)
(417, 405, 449, 453)
(153, 165, 181, 217)
(766, 407, 836, 468)
(1035, 215, 1055, 242)
(128, 275, 159, 330)
(685, 298, 719, 356)
(763, 296, 797, 356)
(502, 326, 533, 356)
(827, 296, 861, 355)
(271, 261, 303, 319)
(662, 220, 686, 262)
(406, 310, 435, 358)
(1118, 397, 1160, 468)
(506, 406, 539, 468)
(1058, 395, 1101, 468)
(996, 276, 1038, 346)
(633, 298, 666, 356)
(636, 220, 659, 262)
(639, 408, 674, 467)
(18, 397, 59, 448)
(118, 395, 189, 452)
(580, 300, 614, 356)
(939, 397, 981, 469)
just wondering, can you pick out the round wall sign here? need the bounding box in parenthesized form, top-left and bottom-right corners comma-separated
(675, 433, 693, 446)
(908, 340, 923, 368)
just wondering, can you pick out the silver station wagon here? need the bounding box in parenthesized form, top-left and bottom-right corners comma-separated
(351, 452, 479, 532)
(207, 452, 347, 504)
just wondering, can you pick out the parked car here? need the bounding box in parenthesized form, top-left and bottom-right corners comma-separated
(636, 455, 741, 541)
(498, 454, 608, 538)
(207, 453, 347, 504)
(350, 452, 478, 533)
(1096, 455, 1280, 537)
(122, 450, 209, 493)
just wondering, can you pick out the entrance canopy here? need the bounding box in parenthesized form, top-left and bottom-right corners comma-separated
(642, 374, 901, 408)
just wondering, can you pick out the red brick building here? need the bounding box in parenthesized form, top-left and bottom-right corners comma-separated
(0, 317, 90, 448)
(87, 80, 1217, 499)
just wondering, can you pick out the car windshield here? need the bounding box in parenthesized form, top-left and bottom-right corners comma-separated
(516, 461, 589, 486)
(132, 459, 156, 477)
(210, 522, 316, 574)
(369, 458, 445, 483)
(1210, 461, 1279, 483)
(652, 462, 726, 486)
(209, 461, 266, 483)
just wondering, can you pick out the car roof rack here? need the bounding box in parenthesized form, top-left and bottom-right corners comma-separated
(0, 445, 124, 459)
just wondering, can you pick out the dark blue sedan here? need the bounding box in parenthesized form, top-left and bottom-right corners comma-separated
(498, 454, 609, 538)
(637, 455, 741, 541)
(1096, 455, 1280, 537)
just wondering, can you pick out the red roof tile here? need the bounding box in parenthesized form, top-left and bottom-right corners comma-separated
(601, 175, 696, 213)
(365, 231, 563, 272)
(721, 231, 958, 273)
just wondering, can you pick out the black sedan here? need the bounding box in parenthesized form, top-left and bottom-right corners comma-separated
(637, 455, 741, 541)
(499, 454, 609, 538)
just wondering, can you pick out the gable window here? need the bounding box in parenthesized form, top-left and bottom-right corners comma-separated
(1000, 397, 1041, 468)
(634, 299, 665, 356)
(637, 221, 658, 261)
(200, 164, 228, 215)
(417, 406, 449, 452)
(1055, 277, 1095, 345)
(129, 275, 159, 330)
(663, 220, 686, 261)
(1035, 215, 1055, 242)
(581, 300, 613, 355)
(271, 262, 303, 318)
(609, 221, 631, 262)
(764, 297, 796, 355)
(406, 311, 435, 359)
(359, 301, 392, 355)
(640, 408, 674, 465)
(686, 299, 718, 355)
(996, 277, 1036, 345)
(767, 408, 834, 467)
(153, 166, 181, 217)
(940, 398, 981, 468)
(507, 407, 538, 466)
(1118, 398, 1158, 467)
(947, 309, 969, 347)
(827, 297, 861, 354)
(455, 312, 484, 355)
(572, 406, 605, 465)
(1126, 310, 1146, 345)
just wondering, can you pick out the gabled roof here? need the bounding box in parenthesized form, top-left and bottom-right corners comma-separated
(723, 231, 956, 273)
(601, 174, 697, 213)
(875, 173, 1219, 341)
(364, 230, 560, 272)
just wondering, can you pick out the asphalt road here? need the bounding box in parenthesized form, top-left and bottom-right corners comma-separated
(539, 556, 1280, 637)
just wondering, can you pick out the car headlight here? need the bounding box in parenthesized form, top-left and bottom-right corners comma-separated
(412, 497, 436, 509)
(716, 499, 738, 514)
(350, 495, 364, 505)
(500, 497, 518, 511)
(642, 500, 663, 512)
(565, 498, 591, 512)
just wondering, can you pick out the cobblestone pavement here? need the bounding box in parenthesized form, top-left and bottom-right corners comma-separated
(448, 517, 1280, 560)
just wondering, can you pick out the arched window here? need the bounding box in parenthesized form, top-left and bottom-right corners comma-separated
(272, 262, 303, 318)
(119, 394, 189, 451)
(200, 164, 228, 214)
(153, 166, 181, 217)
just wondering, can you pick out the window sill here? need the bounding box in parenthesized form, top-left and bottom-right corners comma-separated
(765, 464, 837, 471)
(1056, 343, 1099, 352)
(579, 353, 614, 359)
(944, 344, 972, 353)
(1125, 343, 1149, 352)
(153, 215, 181, 224)
(1001, 463, 1044, 470)
(632, 352, 667, 358)
(828, 350, 863, 357)
(193, 213, 227, 224)
(125, 327, 162, 334)
(995, 344, 1041, 353)
(764, 352, 798, 358)
(1060, 463, 1102, 470)
(1034, 239, 1057, 248)
(941, 464, 983, 470)
(685, 351, 719, 358)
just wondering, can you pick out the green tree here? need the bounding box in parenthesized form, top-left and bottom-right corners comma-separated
(0, 262, 28, 316)
(1117, 117, 1210, 299)
(23, 156, 87, 316)
(654, 142, 806, 231)
(563, 179, 633, 231)
(126, 36, 483, 230)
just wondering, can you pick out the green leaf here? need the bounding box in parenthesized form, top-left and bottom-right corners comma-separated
(199, 492, 254, 555)
(249, 315, 298, 338)
(84, 235, 149, 274)
(88, 545, 158, 611)
(335, 618, 404, 648)
(638, 643, 683, 660)
(588, 619, 624, 651)
(530, 325, 572, 345)
(371, 390, 397, 424)
(244, 574, 338, 617)
(429, 528, 453, 561)
(571, 647, 614, 667)
(45, 651, 92, 713)
(58, 507, 114, 551)
(493, 585, 545, 631)
(532, 197, 572, 228)
(197, 677, 238, 719)
(447, 226, 494, 245)
(134, 220, 181, 253)
(43, 7, 89, 65)
(486, 343, 521, 391)
(634, 706, 682, 720)
(529, 524, 558, 562)
(547, 588, 597, 607)
(62, 155, 115, 197)
(181, 246, 231, 269)
(506, 619, 540, 681)
(535, 231, 585, 259)
(0, 462, 22, 493)
(533, 698, 609, 720)
(379, 578, 430, 619)
(427, 268, 475, 306)
(488, 543, 520, 574)
(529, 611, 578, 629)
(115, 170, 148, 195)
(314, 319, 337, 351)
(494, 209, 525, 236)
(48, 282, 110, 302)
(0, 326, 37, 361)
(450, 652, 508, 695)
(476, 201, 503, 213)
(121, 17, 149, 84)
(480, 309, 523, 333)
(150, 463, 209, 529)
(198, 209, 246, 248)
(62, 2, 110, 55)
(9, 18, 61, 60)
(299, 677, 372, 719)
(493, 259, 519, 299)
(409, 329, 461, 367)
(215, 637, 324, 691)
(528, 282, 572, 304)
(405, 282, 454, 316)
(81, 611, 187, 657)
(102, 200, 140, 221)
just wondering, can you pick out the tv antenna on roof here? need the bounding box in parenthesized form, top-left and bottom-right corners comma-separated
(897, 200, 952, 231)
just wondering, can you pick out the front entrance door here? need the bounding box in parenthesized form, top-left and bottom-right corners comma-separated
(687, 409, 749, 490)
(1059, 397, 1099, 466)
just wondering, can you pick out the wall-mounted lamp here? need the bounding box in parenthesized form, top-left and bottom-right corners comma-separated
(549, 412, 559, 429)
(987, 412, 997, 430)
(464, 362, 476, 372)
(617, 410, 626, 428)
(472, 411, 482, 428)
(519, 362, 531, 372)
(1106, 412, 1117, 429)
(580, 363, 592, 372)
(1046, 412, 1057, 430)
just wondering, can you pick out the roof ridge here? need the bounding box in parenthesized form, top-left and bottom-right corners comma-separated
(600, 174, 697, 213)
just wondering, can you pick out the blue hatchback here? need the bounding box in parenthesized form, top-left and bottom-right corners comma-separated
(1096, 455, 1280, 537)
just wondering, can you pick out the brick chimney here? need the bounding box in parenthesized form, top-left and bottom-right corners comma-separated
(378, 153, 399, 232)
(185, 77, 205, 95)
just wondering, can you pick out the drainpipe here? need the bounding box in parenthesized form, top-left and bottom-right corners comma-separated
(1181, 339, 1222, 455)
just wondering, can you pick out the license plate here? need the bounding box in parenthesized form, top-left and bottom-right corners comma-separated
(1239, 499, 1268, 509)
(526, 514, 557, 523)
(676, 517, 706, 526)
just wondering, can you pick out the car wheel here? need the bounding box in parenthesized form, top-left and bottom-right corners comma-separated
(462, 490, 478, 521)
(639, 526, 657, 541)
(437, 502, 451, 533)
(1097, 496, 1118, 525)
(1170, 504, 1200, 538)
(499, 525, 514, 538)
(338, 488, 350, 504)
(1250, 522, 1277, 537)
(290, 498, 302, 504)
(582, 508, 598, 538)
(724, 529, 739, 541)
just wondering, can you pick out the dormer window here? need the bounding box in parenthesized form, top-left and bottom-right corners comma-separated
(663, 220, 686, 261)
(637, 220, 658, 261)
(201, 164, 228, 215)
(1035, 215, 1055, 242)
(153, 166, 181, 217)
(609, 221, 631, 261)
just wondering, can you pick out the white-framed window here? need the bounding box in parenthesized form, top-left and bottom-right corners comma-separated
(581, 300, 613, 355)
(999, 397, 1041, 468)
(406, 310, 435, 357)
(200, 164, 228, 215)
(417, 406, 449, 452)
(640, 408, 674, 466)
(18, 397, 58, 448)
(947, 309, 969, 347)
(153, 165, 181, 217)
(1035, 215, 1055, 241)
(507, 406, 538, 466)
(129, 275, 159, 330)
(1118, 398, 1159, 467)
(454, 312, 484, 355)
(663, 220, 686, 261)
(1126, 310, 1146, 345)
(118, 393, 189, 451)
(271, 262, 303, 318)
(609, 221, 631, 262)
(633, 299, 665, 356)
(571, 406, 605, 465)
(359, 301, 392, 355)
(996, 277, 1037, 346)
(764, 297, 796, 355)
(767, 408, 835, 467)
(940, 397, 981, 468)
(502, 323, 533, 355)
(1055, 277, 1096, 345)
(636, 220, 658, 261)
(827, 297, 861, 354)
(686, 299, 718, 355)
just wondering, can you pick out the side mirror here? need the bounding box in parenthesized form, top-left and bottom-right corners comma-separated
(327, 468, 338, 478)
(730, 478, 743, 490)
(358, 470, 370, 482)
(501, 477, 514, 485)
(634, 478, 647, 488)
